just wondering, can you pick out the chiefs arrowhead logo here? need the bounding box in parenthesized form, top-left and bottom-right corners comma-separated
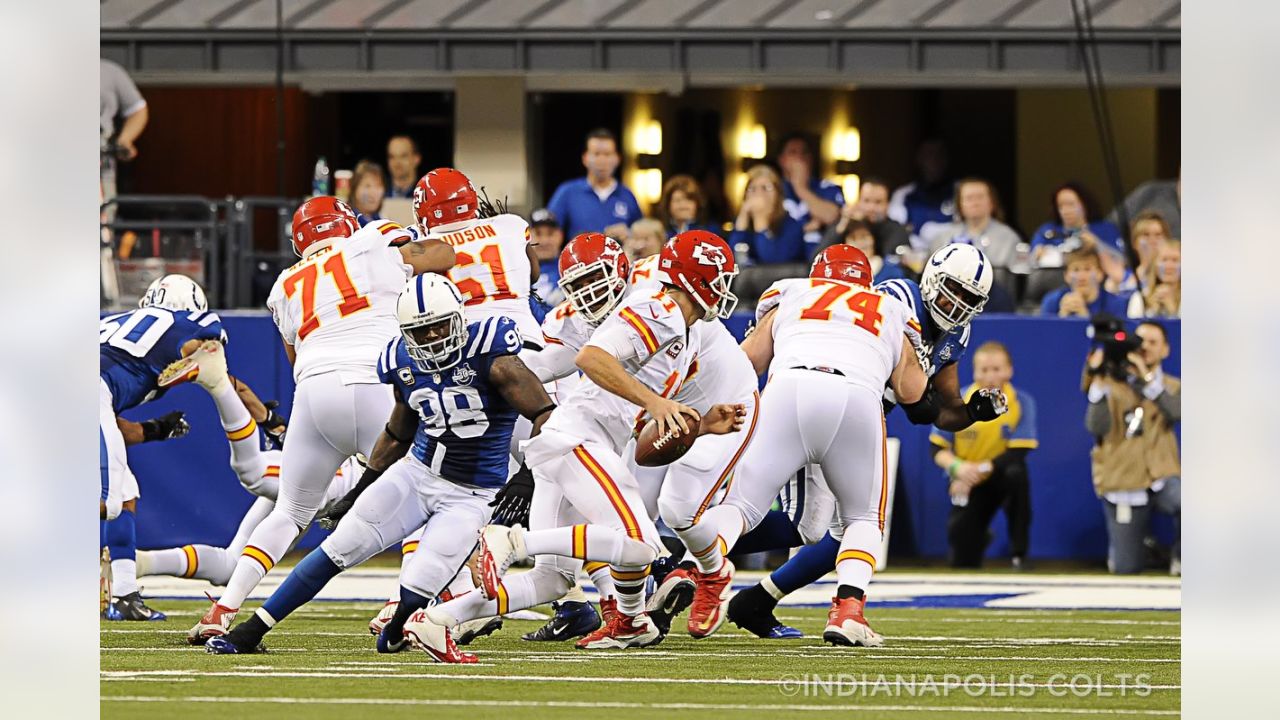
(690, 242, 727, 268)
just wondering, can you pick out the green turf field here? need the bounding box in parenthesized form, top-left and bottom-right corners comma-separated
(101, 599, 1179, 719)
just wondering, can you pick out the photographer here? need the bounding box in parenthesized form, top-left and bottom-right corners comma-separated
(1084, 319, 1181, 575)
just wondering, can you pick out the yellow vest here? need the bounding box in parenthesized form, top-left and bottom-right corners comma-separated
(930, 383, 1037, 462)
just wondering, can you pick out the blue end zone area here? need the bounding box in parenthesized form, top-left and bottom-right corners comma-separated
(119, 312, 1179, 562)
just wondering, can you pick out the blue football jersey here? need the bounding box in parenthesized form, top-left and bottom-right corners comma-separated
(377, 315, 522, 489)
(99, 307, 226, 413)
(876, 278, 971, 376)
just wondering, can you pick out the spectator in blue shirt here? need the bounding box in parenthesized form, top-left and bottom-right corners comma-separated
(889, 138, 956, 246)
(1041, 247, 1132, 318)
(776, 132, 844, 236)
(528, 208, 566, 319)
(656, 174, 719, 236)
(729, 165, 807, 265)
(546, 128, 642, 239)
(1031, 182, 1127, 279)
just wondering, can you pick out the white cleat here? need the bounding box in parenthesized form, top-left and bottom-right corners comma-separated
(158, 339, 229, 393)
(403, 610, 478, 663)
(477, 524, 527, 600)
(369, 600, 398, 636)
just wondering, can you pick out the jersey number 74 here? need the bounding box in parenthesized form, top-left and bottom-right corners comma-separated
(799, 280, 884, 336)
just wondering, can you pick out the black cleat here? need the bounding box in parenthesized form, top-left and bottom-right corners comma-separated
(102, 592, 167, 622)
(456, 616, 504, 646)
(521, 601, 600, 642)
(727, 584, 802, 639)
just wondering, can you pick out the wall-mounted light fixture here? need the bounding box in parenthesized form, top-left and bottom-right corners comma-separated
(636, 168, 663, 204)
(841, 174, 861, 204)
(738, 123, 767, 171)
(833, 127, 861, 175)
(634, 119, 662, 170)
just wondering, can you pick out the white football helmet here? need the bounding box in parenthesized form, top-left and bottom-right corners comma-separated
(920, 244, 992, 333)
(139, 274, 208, 313)
(397, 274, 468, 372)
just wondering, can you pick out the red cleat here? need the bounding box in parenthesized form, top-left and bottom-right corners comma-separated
(403, 610, 479, 663)
(822, 595, 884, 647)
(686, 559, 734, 638)
(188, 596, 237, 645)
(575, 611, 660, 650)
(598, 597, 618, 627)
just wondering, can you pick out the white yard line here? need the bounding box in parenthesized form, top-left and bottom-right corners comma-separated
(101, 695, 1179, 715)
(99, 669, 1181, 691)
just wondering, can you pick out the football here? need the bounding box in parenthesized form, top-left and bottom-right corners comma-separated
(634, 413, 700, 467)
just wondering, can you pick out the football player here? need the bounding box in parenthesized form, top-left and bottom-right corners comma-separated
(679, 244, 933, 646)
(423, 231, 746, 652)
(206, 275, 556, 662)
(726, 243, 1009, 638)
(100, 274, 228, 620)
(188, 196, 454, 643)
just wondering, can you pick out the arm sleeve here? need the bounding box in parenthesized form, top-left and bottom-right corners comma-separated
(626, 192, 643, 225)
(1150, 379, 1180, 424)
(1007, 391, 1038, 449)
(376, 338, 401, 384)
(1084, 392, 1112, 437)
(929, 430, 954, 449)
(586, 298, 680, 364)
(524, 342, 581, 383)
(755, 281, 787, 322)
(584, 322, 643, 363)
(111, 64, 147, 117)
(1040, 290, 1059, 316)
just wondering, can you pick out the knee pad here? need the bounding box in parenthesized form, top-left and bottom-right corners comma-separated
(657, 496, 697, 533)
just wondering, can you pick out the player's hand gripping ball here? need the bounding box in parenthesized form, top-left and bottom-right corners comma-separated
(634, 411, 701, 467)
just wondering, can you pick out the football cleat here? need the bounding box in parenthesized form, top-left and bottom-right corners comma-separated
(376, 626, 409, 654)
(727, 583, 802, 639)
(476, 524, 527, 600)
(456, 616, 504, 646)
(646, 563, 696, 636)
(822, 595, 884, 648)
(102, 592, 167, 622)
(369, 600, 398, 636)
(157, 339, 229, 393)
(403, 610, 478, 664)
(204, 636, 265, 655)
(188, 598, 237, 645)
(598, 597, 619, 628)
(686, 559, 734, 639)
(521, 601, 600, 642)
(575, 611, 661, 650)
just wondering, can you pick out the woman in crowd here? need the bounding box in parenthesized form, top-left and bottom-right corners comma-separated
(1128, 239, 1180, 318)
(925, 178, 1022, 270)
(349, 160, 387, 221)
(656, 174, 717, 235)
(626, 218, 666, 262)
(1116, 210, 1174, 293)
(728, 165, 806, 265)
(1031, 182, 1127, 292)
(842, 219, 906, 284)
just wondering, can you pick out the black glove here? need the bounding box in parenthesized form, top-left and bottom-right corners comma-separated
(261, 400, 287, 436)
(140, 411, 190, 442)
(316, 465, 383, 531)
(965, 387, 1009, 423)
(490, 464, 535, 527)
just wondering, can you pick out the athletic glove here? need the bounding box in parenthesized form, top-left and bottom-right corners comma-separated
(316, 465, 383, 531)
(901, 387, 941, 426)
(490, 464, 535, 527)
(140, 411, 190, 442)
(261, 400, 287, 436)
(965, 387, 1009, 423)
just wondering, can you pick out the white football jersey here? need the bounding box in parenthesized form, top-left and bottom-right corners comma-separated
(529, 288, 699, 460)
(426, 213, 538, 344)
(267, 219, 413, 384)
(630, 254, 757, 410)
(757, 278, 912, 393)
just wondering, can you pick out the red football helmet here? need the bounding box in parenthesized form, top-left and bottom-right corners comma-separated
(558, 233, 632, 324)
(811, 244, 874, 286)
(657, 230, 738, 320)
(291, 196, 359, 257)
(413, 168, 479, 230)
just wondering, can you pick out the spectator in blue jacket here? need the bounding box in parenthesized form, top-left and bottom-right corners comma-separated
(546, 128, 642, 239)
(656, 174, 719, 236)
(1041, 247, 1132, 318)
(728, 165, 807, 265)
(776, 132, 844, 233)
(1032, 182, 1126, 262)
